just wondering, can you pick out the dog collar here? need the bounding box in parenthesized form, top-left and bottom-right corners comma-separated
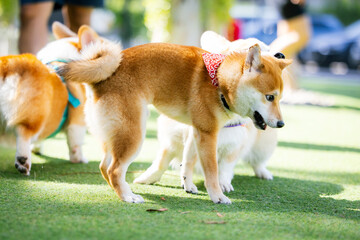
(202, 53, 226, 87)
(224, 122, 245, 128)
(46, 60, 80, 108)
(46, 59, 80, 138)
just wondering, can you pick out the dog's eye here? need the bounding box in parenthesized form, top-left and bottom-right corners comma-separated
(266, 95, 275, 102)
(274, 52, 285, 59)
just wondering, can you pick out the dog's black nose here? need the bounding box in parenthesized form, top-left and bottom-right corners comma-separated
(274, 52, 285, 59)
(277, 121, 285, 128)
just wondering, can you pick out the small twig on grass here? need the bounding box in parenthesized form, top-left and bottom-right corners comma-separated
(202, 220, 226, 224)
(57, 172, 99, 176)
(146, 208, 168, 212)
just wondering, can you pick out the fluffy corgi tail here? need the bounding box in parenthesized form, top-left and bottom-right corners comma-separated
(58, 40, 123, 84)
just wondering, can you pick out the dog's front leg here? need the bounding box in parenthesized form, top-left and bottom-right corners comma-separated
(193, 128, 231, 204)
(181, 127, 198, 194)
(66, 124, 88, 163)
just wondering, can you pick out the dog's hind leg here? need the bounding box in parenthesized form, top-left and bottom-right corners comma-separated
(218, 148, 241, 193)
(106, 102, 147, 203)
(244, 128, 277, 180)
(14, 125, 37, 175)
(133, 146, 175, 184)
(99, 143, 112, 186)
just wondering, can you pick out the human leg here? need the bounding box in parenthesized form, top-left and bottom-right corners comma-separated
(62, 4, 93, 32)
(19, 1, 54, 54)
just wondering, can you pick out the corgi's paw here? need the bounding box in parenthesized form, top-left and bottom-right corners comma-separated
(219, 180, 234, 193)
(14, 156, 30, 175)
(254, 167, 273, 180)
(70, 155, 88, 164)
(209, 192, 232, 204)
(69, 146, 88, 164)
(133, 168, 163, 184)
(123, 193, 145, 203)
(182, 179, 198, 194)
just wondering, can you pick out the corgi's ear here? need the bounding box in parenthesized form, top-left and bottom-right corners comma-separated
(78, 25, 100, 49)
(200, 31, 230, 53)
(278, 59, 293, 70)
(245, 44, 263, 72)
(52, 21, 76, 39)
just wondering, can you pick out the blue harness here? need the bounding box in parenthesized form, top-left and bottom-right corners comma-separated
(46, 59, 81, 138)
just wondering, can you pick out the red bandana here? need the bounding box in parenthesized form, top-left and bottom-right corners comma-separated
(202, 53, 226, 87)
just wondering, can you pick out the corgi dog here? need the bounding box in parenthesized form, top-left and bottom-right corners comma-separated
(134, 31, 283, 193)
(0, 22, 88, 175)
(57, 25, 291, 204)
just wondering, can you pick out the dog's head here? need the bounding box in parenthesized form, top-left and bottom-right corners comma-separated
(200, 31, 291, 130)
(218, 44, 291, 130)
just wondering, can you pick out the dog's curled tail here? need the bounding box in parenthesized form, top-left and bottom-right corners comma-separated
(57, 40, 122, 84)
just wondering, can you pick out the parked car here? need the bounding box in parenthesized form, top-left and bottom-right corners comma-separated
(233, 13, 360, 68)
(299, 19, 360, 69)
(235, 14, 344, 45)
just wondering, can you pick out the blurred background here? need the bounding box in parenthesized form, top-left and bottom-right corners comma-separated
(0, 0, 359, 78)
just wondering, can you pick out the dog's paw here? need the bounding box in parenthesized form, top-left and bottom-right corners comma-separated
(133, 169, 163, 184)
(182, 180, 198, 194)
(219, 181, 234, 193)
(69, 146, 88, 164)
(123, 193, 145, 203)
(70, 156, 88, 164)
(14, 156, 30, 175)
(210, 192, 232, 204)
(254, 167, 273, 180)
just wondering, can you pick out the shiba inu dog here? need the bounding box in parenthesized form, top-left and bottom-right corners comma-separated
(0, 22, 88, 175)
(57, 26, 291, 204)
(134, 31, 283, 193)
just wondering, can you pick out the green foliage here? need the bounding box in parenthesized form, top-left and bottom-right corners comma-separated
(323, 0, 360, 26)
(105, 0, 146, 45)
(0, 0, 18, 26)
(200, 0, 235, 31)
(143, 0, 235, 42)
(143, 0, 172, 42)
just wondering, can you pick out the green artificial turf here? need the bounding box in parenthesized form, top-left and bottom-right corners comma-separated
(0, 77, 359, 240)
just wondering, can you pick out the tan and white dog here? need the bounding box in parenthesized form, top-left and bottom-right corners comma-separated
(57, 26, 291, 204)
(0, 22, 88, 175)
(134, 32, 283, 193)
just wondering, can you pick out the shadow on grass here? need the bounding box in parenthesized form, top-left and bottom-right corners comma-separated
(269, 167, 360, 185)
(302, 82, 360, 100)
(0, 150, 152, 185)
(294, 103, 360, 112)
(327, 104, 360, 112)
(2, 154, 359, 221)
(139, 175, 360, 221)
(278, 141, 360, 153)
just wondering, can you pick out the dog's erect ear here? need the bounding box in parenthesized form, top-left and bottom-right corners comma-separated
(245, 44, 263, 72)
(52, 21, 76, 39)
(278, 59, 293, 70)
(78, 25, 100, 49)
(200, 31, 230, 53)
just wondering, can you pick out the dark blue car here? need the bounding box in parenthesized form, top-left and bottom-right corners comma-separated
(238, 14, 360, 69)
